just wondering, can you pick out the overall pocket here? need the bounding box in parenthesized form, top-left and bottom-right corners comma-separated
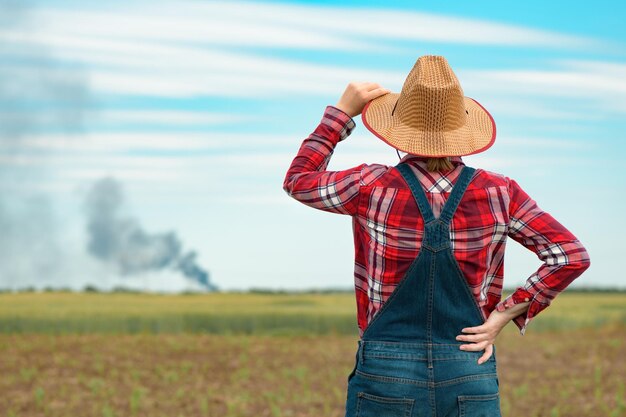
(457, 392, 501, 417)
(356, 391, 414, 417)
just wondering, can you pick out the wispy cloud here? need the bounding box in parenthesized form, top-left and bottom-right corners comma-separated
(459, 59, 626, 117)
(0, 31, 402, 98)
(0, 132, 297, 153)
(26, 6, 377, 51)
(25, 0, 602, 50)
(1, 1, 621, 118)
(0, 109, 253, 130)
(0, 0, 620, 291)
(495, 136, 593, 149)
(462, 65, 626, 98)
(477, 97, 604, 121)
(4, 45, 624, 122)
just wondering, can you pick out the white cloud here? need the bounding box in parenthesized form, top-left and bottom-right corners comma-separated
(26, 6, 375, 51)
(0, 1, 618, 292)
(55, 168, 184, 181)
(477, 97, 604, 121)
(0, 109, 254, 129)
(2, 35, 623, 120)
(556, 59, 626, 77)
(0, 153, 185, 167)
(494, 136, 592, 149)
(0, 0, 612, 101)
(0, 1, 621, 118)
(0, 132, 299, 152)
(25, 0, 600, 51)
(0, 30, 401, 98)
(83, 110, 254, 126)
(0, 179, 79, 194)
(220, 193, 293, 206)
(461, 67, 626, 97)
(454, 58, 626, 118)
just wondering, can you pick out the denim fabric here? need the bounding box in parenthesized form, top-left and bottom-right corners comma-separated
(344, 162, 502, 417)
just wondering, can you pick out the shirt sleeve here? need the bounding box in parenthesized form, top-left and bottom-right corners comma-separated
(494, 177, 591, 335)
(282, 105, 372, 216)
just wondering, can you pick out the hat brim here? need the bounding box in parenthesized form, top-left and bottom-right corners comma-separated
(361, 93, 496, 157)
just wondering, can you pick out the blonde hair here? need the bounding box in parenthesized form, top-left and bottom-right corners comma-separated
(426, 157, 454, 173)
(396, 150, 455, 173)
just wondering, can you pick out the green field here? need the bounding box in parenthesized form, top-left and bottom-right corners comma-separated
(0, 291, 624, 417)
(1, 290, 625, 335)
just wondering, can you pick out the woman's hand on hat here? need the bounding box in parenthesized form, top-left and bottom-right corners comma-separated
(335, 82, 391, 118)
(455, 309, 511, 365)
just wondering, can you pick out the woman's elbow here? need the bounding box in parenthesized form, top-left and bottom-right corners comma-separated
(573, 243, 591, 272)
(283, 178, 295, 197)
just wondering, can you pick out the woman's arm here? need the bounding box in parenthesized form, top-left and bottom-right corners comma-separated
(494, 177, 591, 335)
(282, 82, 390, 215)
(456, 178, 590, 363)
(456, 300, 531, 365)
(282, 105, 364, 215)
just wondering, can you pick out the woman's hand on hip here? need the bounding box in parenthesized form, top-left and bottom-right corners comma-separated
(455, 309, 511, 365)
(335, 82, 391, 118)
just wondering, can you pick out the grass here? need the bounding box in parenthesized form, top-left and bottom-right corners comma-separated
(0, 291, 624, 335)
(0, 327, 624, 417)
(0, 291, 624, 416)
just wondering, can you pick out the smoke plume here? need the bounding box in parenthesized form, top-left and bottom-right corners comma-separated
(83, 177, 218, 291)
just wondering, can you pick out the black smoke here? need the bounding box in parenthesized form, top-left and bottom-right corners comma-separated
(83, 177, 218, 291)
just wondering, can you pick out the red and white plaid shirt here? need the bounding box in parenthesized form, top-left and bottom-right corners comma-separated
(283, 105, 591, 337)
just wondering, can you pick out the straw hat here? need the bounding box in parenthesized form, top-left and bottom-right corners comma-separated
(361, 55, 496, 157)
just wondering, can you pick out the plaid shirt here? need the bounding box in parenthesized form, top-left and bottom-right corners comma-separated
(283, 105, 591, 337)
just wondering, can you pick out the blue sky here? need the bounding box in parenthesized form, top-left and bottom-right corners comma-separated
(0, 0, 623, 292)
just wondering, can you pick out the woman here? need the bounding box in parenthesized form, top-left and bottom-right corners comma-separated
(282, 55, 590, 417)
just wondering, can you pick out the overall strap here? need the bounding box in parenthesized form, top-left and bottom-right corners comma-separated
(438, 165, 475, 224)
(396, 163, 436, 223)
(396, 163, 476, 225)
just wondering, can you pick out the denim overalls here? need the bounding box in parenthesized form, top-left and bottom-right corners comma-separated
(344, 162, 502, 417)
